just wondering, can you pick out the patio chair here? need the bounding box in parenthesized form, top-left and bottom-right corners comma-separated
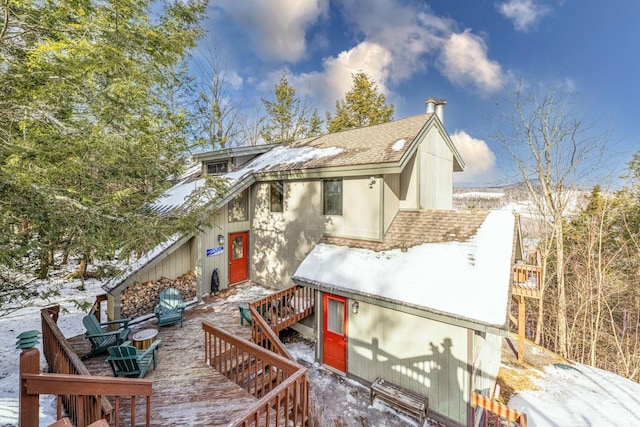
(82, 314, 131, 360)
(154, 287, 186, 327)
(238, 304, 252, 326)
(106, 340, 162, 378)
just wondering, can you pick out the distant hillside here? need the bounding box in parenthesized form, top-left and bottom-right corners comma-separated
(453, 183, 587, 215)
(453, 183, 588, 244)
(453, 183, 534, 211)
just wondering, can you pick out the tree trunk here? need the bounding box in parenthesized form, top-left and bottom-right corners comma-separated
(555, 223, 568, 358)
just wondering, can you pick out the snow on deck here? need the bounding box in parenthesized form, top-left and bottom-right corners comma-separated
(293, 210, 515, 326)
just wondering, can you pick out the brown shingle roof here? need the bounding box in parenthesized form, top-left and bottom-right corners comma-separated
(322, 209, 490, 251)
(262, 113, 433, 172)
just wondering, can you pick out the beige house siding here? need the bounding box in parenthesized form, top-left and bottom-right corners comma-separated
(383, 174, 400, 232)
(109, 237, 197, 319)
(326, 177, 382, 239)
(419, 126, 453, 210)
(200, 192, 251, 294)
(347, 300, 470, 425)
(399, 152, 419, 210)
(131, 241, 193, 286)
(251, 178, 383, 288)
(251, 181, 325, 288)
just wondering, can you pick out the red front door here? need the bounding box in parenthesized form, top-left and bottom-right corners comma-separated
(323, 294, 347, 372)
(229, 231, 248, 284)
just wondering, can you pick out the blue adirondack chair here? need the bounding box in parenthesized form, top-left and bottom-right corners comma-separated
(82, 314, 131, 360)
(154, 287, 186, 327)
(106, 340, 162, 378)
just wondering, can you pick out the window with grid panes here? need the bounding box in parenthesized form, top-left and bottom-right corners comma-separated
(323, 179, 342, 215)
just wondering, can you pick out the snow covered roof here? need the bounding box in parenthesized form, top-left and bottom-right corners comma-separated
(151, 113, 450, 215)
(292, 210, 517, 328)
(102, 234, 188, 292)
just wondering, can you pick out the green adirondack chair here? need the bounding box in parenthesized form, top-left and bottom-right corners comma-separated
(106, 340, 162, 378)
(82, 314, 131, 360)
(154, 287, 186, 327)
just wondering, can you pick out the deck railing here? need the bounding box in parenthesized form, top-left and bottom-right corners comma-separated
(248, 285, 314, 334)
(36, 305, 153, 427)
(471, 392, 527, 427)
(202, 320, 309, 426)
(249, 305, 295, 360)
(512, 263, 541, 298)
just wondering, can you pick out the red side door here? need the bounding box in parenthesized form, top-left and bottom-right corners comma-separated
(229, 231, 248, 285)
(323, 293, 347, 372)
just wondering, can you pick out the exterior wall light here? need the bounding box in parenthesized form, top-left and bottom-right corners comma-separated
(218, 234, 225, 245)
(352, 301, 359, 314)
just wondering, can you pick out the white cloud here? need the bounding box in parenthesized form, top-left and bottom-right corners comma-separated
(295, 41, 394, 110)
(498, 0, 551, 32)
(292, 0, 504, 101)
(214, 0, 328, 62)
(439, 30, 503, 94)
(227, 71, 243, 90)
(250, 0, 506, 108)
(450, 131, 496, 183)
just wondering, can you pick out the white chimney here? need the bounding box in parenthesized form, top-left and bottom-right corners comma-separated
(425, 97, 446, 124)
(425, 98, 436, 114)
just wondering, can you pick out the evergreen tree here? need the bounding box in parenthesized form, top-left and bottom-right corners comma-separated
(326, 72, 394, 133)
(0, 0, 208, 283)
(261, 70, 321, 143)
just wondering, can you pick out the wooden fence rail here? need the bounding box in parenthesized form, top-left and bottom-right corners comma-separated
(471, 392, 527, 427)
(202, 320, 309, 426)
(35, 305, 153, 427)
(248, 285, 314, 334)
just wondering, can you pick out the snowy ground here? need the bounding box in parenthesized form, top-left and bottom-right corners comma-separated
(506, 345, 640, 427)
(2, 274, 640, 426)
(0, 272, 106, 426)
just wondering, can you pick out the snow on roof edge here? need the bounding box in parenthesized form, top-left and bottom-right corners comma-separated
(292, 274, 509, 332)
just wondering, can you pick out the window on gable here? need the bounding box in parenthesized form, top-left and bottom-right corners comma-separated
(207, 161, 228, 175)
(323, 179, 342, 216)
(270, 181, 284, 213)
(228, 190, 248, 222)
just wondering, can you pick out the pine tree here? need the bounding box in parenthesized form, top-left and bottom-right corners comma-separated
(326, 72, 394, 133)
(261, 70, 321, 143)
(0, 0, 207, 282)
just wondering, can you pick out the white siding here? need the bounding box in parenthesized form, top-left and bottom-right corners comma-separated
(471, 332, 502, 397)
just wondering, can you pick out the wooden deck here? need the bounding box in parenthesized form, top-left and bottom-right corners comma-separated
(67, 285, 270, 426)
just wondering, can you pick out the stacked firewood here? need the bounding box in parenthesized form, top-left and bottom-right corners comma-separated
(121, 271, 197, 319)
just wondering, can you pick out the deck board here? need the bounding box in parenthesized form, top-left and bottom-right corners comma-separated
(67, 284, 273, 426)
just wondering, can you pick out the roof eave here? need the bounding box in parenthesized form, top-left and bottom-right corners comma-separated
(192, 143, 280, 163)
(292, 275, 509, 336)
(103, 234, 194, 294)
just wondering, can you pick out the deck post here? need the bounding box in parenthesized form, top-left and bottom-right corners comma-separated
(20, 348, 40, 427)
(518, 295, 525, 363)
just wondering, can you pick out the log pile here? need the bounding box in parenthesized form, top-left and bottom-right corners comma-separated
(121, 271, 197, 319)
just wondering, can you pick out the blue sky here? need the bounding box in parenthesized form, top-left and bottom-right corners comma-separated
(196, 0, 640, 186)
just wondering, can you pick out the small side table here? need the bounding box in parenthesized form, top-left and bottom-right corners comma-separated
(131, 328, 158, 350)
